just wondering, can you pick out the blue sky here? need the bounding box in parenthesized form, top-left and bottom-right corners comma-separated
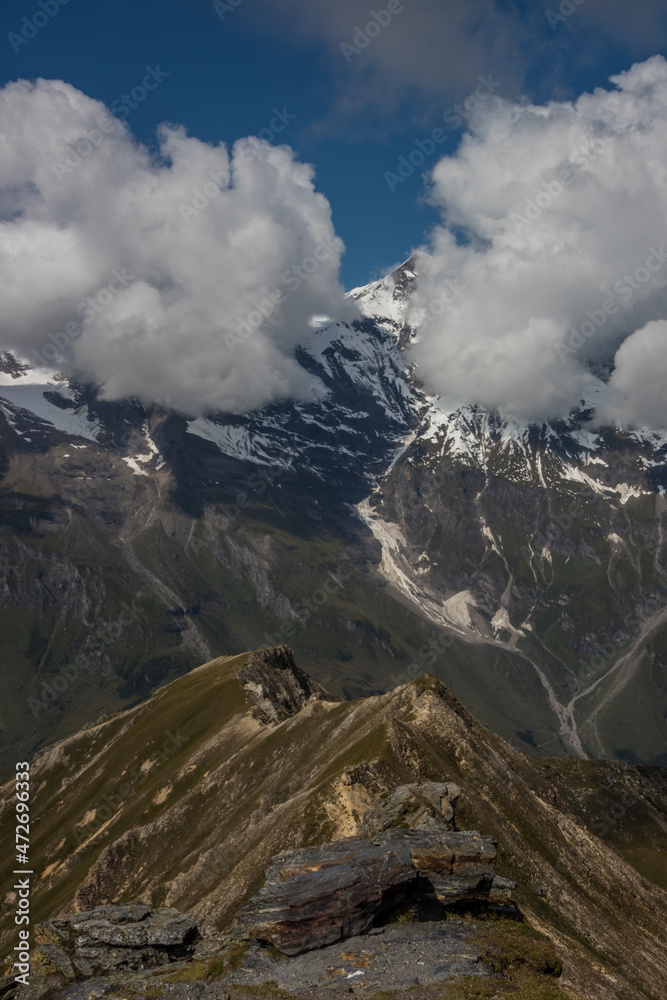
(2, 0, 667, 289)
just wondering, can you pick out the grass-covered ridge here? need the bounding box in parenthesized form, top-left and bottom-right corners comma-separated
(1, 653, 666, 1000)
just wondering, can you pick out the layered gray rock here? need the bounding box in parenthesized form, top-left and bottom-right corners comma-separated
(34, 904, 198, 978)
(237, 645, 341, 724)
(235, 828, 498, 956)
(360, 781, 461, 834)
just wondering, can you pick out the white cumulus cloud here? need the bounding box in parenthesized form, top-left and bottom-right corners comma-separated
(0, 78, 356, 415)
(604, 320, 667, 427)
(409, 55, 667, 428)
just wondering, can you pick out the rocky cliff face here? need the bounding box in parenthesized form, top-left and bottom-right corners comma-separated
(1, 649, 665, 1000)
(237, 645, 341, 724)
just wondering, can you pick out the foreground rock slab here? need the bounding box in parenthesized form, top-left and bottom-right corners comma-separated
(235, 828, 500, 955)
(34, 904, 198, 978)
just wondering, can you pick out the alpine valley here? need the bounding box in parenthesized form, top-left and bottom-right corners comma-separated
(1, 259, 666, 775)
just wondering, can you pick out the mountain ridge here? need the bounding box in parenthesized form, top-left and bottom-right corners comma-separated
(1, 645, 666, 1000)
(0, 259, 666, 770)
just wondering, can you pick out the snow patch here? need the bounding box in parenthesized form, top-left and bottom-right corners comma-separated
(615, 483, 646, 505)
(357, 499, 484, 640)
(347, 271, 408, 332)
(121, 425, 162, 476)
(187, 418, 296, 470)
(491, 607, 523, 637)
(442, 590, 477, 630)
(0, 385, 99, 442)
(122, 457, 149, 477)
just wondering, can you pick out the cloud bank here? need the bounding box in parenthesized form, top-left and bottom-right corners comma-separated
(251, 0, 667, 133)
(3, 62, 667, 429)
(0, 78, 355, 415)
(409, 55, 667, 428)
(252, 0, 525, 131)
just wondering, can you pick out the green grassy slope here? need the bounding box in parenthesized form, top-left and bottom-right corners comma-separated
(1, 652, 666, 1000)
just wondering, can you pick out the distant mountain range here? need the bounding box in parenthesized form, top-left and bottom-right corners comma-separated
(1, 259, 666, 771)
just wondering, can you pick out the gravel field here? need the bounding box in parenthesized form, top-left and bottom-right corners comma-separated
(218, 919, 495, 993)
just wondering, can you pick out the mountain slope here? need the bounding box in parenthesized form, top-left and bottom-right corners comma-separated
(1, 648, 666, 1000)
(0, 258, 666, 769)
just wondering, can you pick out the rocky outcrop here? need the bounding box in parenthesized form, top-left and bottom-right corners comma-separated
(235, 828, 498, 956)
(34, 904, 198, 979)
(360, 781, 460, 835)
(237, 646, 341, 724)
